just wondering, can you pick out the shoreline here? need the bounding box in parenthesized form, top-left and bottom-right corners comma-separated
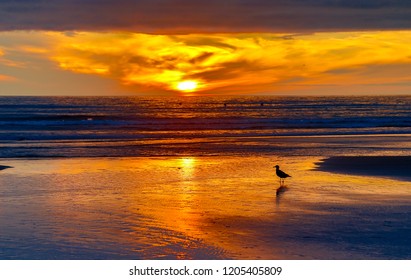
(1, 133, 411, 158)
(315, 156, 411, 181)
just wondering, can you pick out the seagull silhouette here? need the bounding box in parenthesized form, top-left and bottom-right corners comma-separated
(274, 165, 291, 186)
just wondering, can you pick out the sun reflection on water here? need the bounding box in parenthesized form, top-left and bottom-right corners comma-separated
(179, 157, 196, 179)
(2, 156, 411, 259)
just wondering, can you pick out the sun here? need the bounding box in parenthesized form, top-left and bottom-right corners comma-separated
(176, 80, 199, 92)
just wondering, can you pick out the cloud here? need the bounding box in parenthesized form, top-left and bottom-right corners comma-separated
(2, 29, 411, 95)
(0, 48, 16, 81)
(0, 0, 410, 33)
(44, 31, 411, 94)
(0, 48, 15, 80)
(0, 74, 16, 81)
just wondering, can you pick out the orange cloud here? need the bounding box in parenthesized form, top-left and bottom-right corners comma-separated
(0, 31, 406, 95)
(0, 49, 16, 80)
(0, 73, 16, 82)
(47, 31, 411, 95)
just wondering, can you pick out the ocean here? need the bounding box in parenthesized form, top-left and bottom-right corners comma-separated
(1, 95, 411, 260)
(1, 95, 411, 158)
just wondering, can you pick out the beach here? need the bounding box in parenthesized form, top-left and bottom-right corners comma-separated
(1, 155, 411, 259)
(316, 156, 411, 181)
(1, 96, 411, 259)
(2, 1, 411, 270)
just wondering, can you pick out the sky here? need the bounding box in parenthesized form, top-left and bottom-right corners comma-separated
(0, 0, 410, 96)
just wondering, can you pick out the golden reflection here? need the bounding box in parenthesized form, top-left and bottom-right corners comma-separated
(181, 157, 195, 168)
(4, 156, 411, 259)
(179, 157, 196, 179)
(174, 157, 199, 234)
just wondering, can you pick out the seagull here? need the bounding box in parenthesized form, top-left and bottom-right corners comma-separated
(274, 165, 291, 186)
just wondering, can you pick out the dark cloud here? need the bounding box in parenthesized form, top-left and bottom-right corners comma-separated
(0, 0, 410, 32)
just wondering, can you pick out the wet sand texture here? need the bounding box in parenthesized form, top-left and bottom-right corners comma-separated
(316, 156, 411, 181)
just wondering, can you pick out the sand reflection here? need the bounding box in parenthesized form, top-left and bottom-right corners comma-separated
(1, 156, 411, 259)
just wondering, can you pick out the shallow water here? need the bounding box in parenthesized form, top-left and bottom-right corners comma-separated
(1, 156, 411, 259)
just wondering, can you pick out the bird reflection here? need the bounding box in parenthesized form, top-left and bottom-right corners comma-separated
(276, 185, 288, 196)
(276, 185, 288, 207)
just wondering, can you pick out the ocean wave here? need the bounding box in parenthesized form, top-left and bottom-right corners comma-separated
(1, 95, 411, 157)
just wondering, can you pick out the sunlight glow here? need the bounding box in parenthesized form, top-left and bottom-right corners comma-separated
(180, 157, 196, 179)
(9, 30, 410, 95)
(181, 157, 195, 167)
(176, 80, 199, 92)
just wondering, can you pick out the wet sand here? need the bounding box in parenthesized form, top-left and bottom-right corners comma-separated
(0, 165, 12, 171)
(1, 156, 411, 259)
(316, 156, 411, 181)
